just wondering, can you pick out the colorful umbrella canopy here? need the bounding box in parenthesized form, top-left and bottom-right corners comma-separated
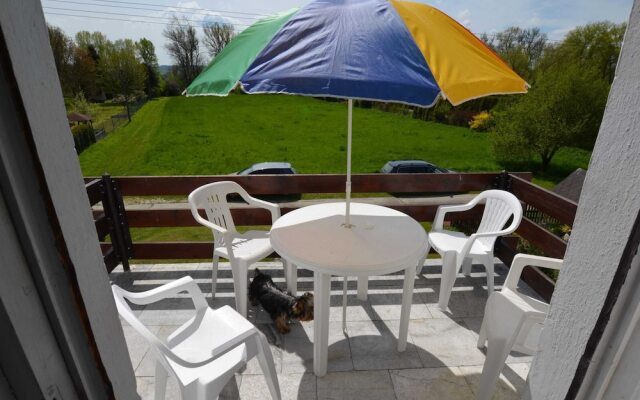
(185, 0, 527, 105)
(185, 0, 527, 225)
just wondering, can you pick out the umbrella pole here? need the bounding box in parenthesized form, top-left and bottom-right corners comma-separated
(344, 99, 353, 227)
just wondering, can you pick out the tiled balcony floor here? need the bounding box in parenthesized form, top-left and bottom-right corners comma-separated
(110, 259, 539, 400)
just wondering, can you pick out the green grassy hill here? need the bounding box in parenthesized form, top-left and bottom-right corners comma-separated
(79, 95, 590, 187)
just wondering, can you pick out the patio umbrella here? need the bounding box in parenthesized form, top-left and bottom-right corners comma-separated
(185, 0, 527, 227)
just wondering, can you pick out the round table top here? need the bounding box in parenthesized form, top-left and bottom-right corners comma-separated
(270, 202, 428, 275)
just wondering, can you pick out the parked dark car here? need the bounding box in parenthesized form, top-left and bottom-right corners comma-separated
(232, 162, 300, 202)
(380, 160, 451, 174)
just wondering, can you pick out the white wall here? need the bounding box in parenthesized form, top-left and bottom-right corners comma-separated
(525, 0, 640, 398)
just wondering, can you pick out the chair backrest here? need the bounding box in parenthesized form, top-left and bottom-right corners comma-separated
(501, 253, 561, 354)
(188, 181, 249, 242)
(111, 285, 179, 374)
(475, 190, 523, 249)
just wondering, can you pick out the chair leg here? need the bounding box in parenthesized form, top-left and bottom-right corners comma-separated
(342, 276, 348, 333)
(254, 332, 281, 400)
(154, 362, 168, 400)
(438, 251, 458, 311)
(231, 261, 249, 317)
(475, 337, 513, 400)
(461, 257, 473, 276)
(483, 255, 495, 293)
(283, 259, 297, 296)
(477, 316, 488, 349)
(211, 255, 220, 299)
(416, 244, 430, 276)
(357, 276, 368, 301)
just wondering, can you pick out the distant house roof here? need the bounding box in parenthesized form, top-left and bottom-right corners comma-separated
(67, 112, 92, 122)
(553, 168, 587, 203)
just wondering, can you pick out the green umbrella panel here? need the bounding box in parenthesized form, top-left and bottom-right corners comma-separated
(185, 9, 298, 96)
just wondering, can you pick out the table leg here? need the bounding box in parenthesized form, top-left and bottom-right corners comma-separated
(285, 260, 298, 296)
(313, 271, 331, 376)
(398, 265, 415, 352)
(357, 276, 368, 301)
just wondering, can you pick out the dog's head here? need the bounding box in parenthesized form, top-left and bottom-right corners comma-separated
(290, 292, 314, 321)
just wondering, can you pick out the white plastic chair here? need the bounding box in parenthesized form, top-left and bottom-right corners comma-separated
(112, 276, 281, 400)
(419, 189, 523, 310)
(188, 181, 296, 317)
(475, 254, 562, 400)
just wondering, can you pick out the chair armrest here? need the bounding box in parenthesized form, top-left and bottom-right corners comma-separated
(246, 196, 281, 224)
(504, 254, 563, 292)
(457, 210, 523, 262)
(114, 276, 209, 310)
(456, 231, 505, 262)
(432, 198, 481, 231)
(188, 206, 229, 235)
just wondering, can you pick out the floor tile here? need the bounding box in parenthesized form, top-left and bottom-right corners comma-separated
(347, 320, 422, 370)
(112, 261, 544, 400)
(136, 376, 180, 400)
(240, 373, 316, 400)
(390, 367, 475, 400)
(409, 318, 486, 368)
(317, 370, 396, 400)
(281, 323, 353, 374)
(459, 363, 530, 400)
(461, 317, 534, 364)
(121, 325, 162, 371)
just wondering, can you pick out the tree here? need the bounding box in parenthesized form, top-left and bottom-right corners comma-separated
(75, 31, 110, 59)
(163, 17, 203, 88)
(137, 38, 161, 97)
(47, 24, 74, 94)
(203, 21, 235, 58)
(482, 27, 548, 81)
(491, 65, 609, 171)
(70, 46, 98, 98)
(538, 22, 626, 84)
(99, 39, 146, 121)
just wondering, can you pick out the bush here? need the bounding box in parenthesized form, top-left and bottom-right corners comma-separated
(70, 92, 96, 117)
(446, 109, 476, 127)
(469, 111, 493, 131)
(71, 124, 96, 154)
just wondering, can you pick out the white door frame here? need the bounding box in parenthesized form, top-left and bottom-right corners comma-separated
(0, 1, 137, 398)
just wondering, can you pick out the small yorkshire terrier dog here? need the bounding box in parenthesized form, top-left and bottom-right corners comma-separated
(249, 268, 314, 334)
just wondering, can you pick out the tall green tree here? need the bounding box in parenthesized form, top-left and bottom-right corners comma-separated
(538, 22, 626, 83)
(99, 39, 146, 120)
(491, 64, 609, 171)
(75, 31, 111, 59)
(47, 24, 74, 94)
(482, 27, 548, 81)
(137, 38, 161, 97)
(70, 46, 98, 98)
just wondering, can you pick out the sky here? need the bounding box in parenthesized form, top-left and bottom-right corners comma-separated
(43, 0, 635, 65)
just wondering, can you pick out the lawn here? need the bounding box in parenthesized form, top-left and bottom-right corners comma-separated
(92, 103, 126, 126)
(79, 94, 591, 188)
(82, 95, 589, 251)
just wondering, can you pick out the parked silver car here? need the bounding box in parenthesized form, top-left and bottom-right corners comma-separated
(234, 162, 297, 175)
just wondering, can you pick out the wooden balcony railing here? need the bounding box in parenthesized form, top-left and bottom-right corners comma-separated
(88, 172, 577, 300)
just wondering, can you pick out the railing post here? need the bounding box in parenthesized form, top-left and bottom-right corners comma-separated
(102, 173, 133, 271)
(494, 170, 512, 191)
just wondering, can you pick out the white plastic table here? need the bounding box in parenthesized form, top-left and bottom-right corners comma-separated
(270, 202, 428, 376)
